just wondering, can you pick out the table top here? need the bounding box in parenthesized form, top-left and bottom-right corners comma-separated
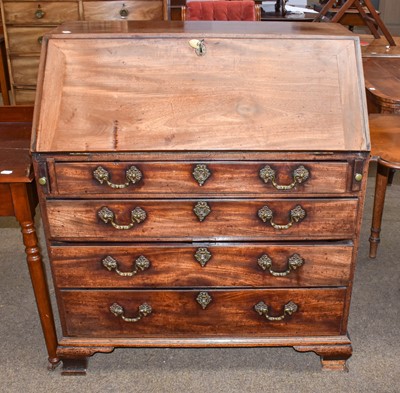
(0, 106, 34, 184)
(363, 57, 400, 104)
(369, 114, 400, 166)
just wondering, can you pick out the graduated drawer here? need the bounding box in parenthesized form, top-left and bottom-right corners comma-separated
(14, 89, 36, 104)
(45, 199, 359, 241)
(3, 2, 79, 24)
(82, 1, 163, 21)
(7, 26, 53, 53)
(59, 288, 346, 337)
(50, 243, 353, 288)
(52, 161, 351, 197)
(10, 56, 39, 85)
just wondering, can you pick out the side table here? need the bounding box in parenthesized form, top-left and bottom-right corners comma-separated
(363, 57, 400, 114)
(0, 106, 59, 369)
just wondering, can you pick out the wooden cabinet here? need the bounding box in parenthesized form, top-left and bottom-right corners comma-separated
(0, 0, 167, 104)
(32, 21, 370, 374)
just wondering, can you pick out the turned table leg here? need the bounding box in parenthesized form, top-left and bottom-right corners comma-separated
(369, 163, 391, 258)
(10, 183, 60, 370)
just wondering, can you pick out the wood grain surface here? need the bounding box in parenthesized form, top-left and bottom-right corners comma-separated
(59, 288, 346, 337)
(34, 33, 368, 152)
(50, 243, 353, 288)
(45, 198, 359, 241)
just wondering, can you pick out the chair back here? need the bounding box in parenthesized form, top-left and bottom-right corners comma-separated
(184, 1, 260, 21)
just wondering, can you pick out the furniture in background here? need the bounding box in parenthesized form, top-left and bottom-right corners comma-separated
(0, 105, 59, 370)
(171, 0, 285, 21)
(0, 0, 168, 104)
(0, 35, 10, 104)
(182, 1, 261, 21)
(315, 0, 396, 46)
(32, 21, 368, 374)
(363, 57, 400, 114)
(368, 114, 400, 257)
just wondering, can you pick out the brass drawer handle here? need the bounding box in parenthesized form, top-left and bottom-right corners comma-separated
(93, 165, 142, 189)
(102, 255, 150, 276)
(119, 4, 129, 18)
(193, 201, 211, 222)
(259, 165, 309, 190)
(193, 164, 211, 186)
(258, 253, 304, 277)
(98, 206, 146, 230)
(254, 301, 298, 321)
(110, 302, 152, 323)
(258, 205, 306, 230)
(38, 36, 43, 45)
(35, 5, 45, 19)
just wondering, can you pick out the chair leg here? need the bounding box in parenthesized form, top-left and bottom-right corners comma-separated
(387, 168, 396, 186)
(369, 163, 391, 258)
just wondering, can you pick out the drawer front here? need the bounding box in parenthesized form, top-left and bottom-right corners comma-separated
(46, 199, 358, 241)
(14, 89, 36, 104)
(7, 26, 53, 53)
(3, 2, 80, 24)
(51, 243, 353, 288)
(60, 288, 346, 337)
(83, 1, 163, 21)
(10, 56, 39, 85)
(10, 56, 40, 86)
(53, 161, 351, 197)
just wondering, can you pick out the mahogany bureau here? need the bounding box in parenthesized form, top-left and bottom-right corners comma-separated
(31, 21, 370, 374)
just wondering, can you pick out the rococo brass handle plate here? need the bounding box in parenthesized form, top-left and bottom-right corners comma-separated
(102, 255, 150, 277)
(192, 164, 211, 186)
(93, 165, 142, 189)
(196, 292, 212, 309)
(194, 248, 212, 267)
(193, 201, 211, 222)
(258, 205, 306, 230)
(259, 165, 309, 190)
(254, 301, 298, 321)
(98, 206, 146, 230)
(258, 253, 304, 277)
(110, 302, 152, 323)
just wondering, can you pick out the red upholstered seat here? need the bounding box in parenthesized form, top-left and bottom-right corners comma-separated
(185, 1, 259, 21)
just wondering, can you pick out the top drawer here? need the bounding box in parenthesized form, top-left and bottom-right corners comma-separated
(82, 1, 164, 21)
(3, 2, 80, 24)
(51, 161, 352, 197)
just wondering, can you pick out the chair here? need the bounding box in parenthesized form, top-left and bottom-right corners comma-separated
(182, 1, 261, 21)
(368, 114, 400, 258)
(314, 0, 396, 46)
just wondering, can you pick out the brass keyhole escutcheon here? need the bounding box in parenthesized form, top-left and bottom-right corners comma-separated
(189, 39, 206, 56)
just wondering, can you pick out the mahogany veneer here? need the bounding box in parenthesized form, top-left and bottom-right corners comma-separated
(31, 21, 370, 374)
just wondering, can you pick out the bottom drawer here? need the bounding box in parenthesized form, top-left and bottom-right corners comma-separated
(60, 288, 346, 337)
